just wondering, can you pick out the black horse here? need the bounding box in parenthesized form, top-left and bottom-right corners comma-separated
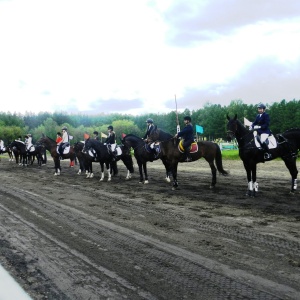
(148, 127, 228, 189)
(26, 142, 47, 166)
(83, 138, 134, 181)
(9, 140, 28, 166)
(121, 134, 172, 184)
(226, 114, 299, 195)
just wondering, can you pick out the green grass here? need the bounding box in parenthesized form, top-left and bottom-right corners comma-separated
(221, 150, 240, 160)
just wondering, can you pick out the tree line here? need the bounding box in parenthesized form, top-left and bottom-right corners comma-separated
(0, 99, 299, 144)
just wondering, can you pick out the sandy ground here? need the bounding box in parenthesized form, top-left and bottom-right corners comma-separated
(0, 154, 299, 300)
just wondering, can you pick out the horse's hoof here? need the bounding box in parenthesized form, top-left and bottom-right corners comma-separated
(99, 179, 104, 182)
(165, 178, 171, 183)
(144, 180, 149, 184)
(108, 178, 111, 182)
(209, 185, 216, 189)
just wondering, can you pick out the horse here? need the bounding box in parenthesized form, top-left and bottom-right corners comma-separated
(9, 140, 28, 166)
(148, 127, 228, 189)
(83, 138, 134, 181)
(38, 134, 76, 175)
(121, 134, 172, 184)
(226, 114, 299, 196)
(0, 144, 14, 161)
(26, 142, 47, 166)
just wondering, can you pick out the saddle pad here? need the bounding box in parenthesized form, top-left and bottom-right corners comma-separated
(56, 146, 70, 155)
(178, 141, 198, 153)
(254, 134, 277, 149)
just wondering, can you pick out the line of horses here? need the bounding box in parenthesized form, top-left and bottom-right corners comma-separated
(1, 117, 299, 194)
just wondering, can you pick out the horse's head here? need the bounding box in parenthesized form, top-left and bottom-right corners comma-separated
(82, 138, 92, 153)
(226, 114, 239, 141)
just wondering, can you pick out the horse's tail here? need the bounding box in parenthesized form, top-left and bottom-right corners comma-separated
(214, 143, 228, 176)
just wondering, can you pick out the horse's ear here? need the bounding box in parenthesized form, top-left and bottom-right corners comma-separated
(226, 114, 230, 120)
(234, 114, 237, 120)
(41, 133, 45, 137)
(155, 125, 157, 130)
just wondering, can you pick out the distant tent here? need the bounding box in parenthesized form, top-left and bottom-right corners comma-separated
(84, 133, 90, 140)
(101, 132, 107, 138)
(244, 117, 252, 127)
(122, 133, 127, 138)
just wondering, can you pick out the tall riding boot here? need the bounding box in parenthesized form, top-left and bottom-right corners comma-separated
(184, 147, 192, 162)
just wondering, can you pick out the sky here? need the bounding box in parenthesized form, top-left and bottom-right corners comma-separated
(0, 0, 300, 115)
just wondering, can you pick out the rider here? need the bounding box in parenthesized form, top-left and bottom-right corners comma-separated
(143, 118, 155, 141)
(56, 132, 63, 144)
(143, 118, 156, 156)
(25, 134, 33, 152)
(58, 126, 69, 158)
(250, 103, 271, 160)
(93, 131, 100, 141)
(0, 139, 4, 152)
(105, 126, 117, 159)
(174, 116, 194, 162)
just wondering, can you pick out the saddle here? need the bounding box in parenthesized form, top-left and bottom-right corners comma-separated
(27, 145, 35, 153)
(178, 140, 198, 153)
(145, 142, 161, 158)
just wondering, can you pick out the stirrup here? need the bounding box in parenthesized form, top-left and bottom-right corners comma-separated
(264, 153, 271, 160)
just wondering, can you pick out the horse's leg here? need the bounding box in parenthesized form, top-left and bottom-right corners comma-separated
(54, 158, 61, 175)
(107, 163, 112, 182)
(162, 160, 171, 183)
(125, 170, 132, 180)
(171, 162, 179, 190)
(207, 160, 217, 188)
(143, 162, 149, 184)
(137, 161, 144, 183)
(99, 162, 105, 181)
(243, 161, 253, 196)
(283, 157, 298, 193)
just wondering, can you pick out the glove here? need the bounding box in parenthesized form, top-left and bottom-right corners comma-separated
(249, 126, 253, 130)
(254, 125, 261, 129)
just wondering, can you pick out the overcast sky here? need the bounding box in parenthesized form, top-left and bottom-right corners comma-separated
(0, 0, 299, 115)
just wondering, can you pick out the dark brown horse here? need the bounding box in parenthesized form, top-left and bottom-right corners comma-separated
(227, 114, 299, 195)
(0, 144, 14, 162)
(38, 134, 76, 175)
(148, 127, 228, 189)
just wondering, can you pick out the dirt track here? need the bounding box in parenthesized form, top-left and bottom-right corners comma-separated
(0, 154, 300, 299)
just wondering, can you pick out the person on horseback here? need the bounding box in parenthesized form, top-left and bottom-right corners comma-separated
(93, 131, 100, 141)
(105, 125, 117, 159)
(0, 139, 4, 152)
(25, 134, 33, 152)
(143, 118, 157, 158)
(144, 118, 155, 141)
(58, 126, 69, 159)
(174, 116, 194, 162)
(250, 103, 272, 160)
(56, 132, 62, 144)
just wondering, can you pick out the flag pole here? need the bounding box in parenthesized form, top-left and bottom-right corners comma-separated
(175, 94, 180, 133)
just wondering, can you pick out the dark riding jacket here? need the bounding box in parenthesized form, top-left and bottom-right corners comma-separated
(177, 123, 194, 147)
(105, 132, 116, 144)
(144, 124, 155, 139)
(252, 112, 271, 135)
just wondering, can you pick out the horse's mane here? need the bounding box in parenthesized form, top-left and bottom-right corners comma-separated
(123, 134, 142, 139)
(283, 128, 300, 134)
(156, 128, 173, 140)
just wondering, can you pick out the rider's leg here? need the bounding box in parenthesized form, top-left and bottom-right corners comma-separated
(183, 141, 192, 162)
(260, 134, 271, 159)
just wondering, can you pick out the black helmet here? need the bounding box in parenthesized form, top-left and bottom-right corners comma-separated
(56, 132, 61, 135)
(93, 131, 98, 135)
(107, 125, 113, 130)
(184, 116, 191, 122)
(61, 126, 68, 131)
(146, 118, 153, 124)
(257, 103, 266, 109)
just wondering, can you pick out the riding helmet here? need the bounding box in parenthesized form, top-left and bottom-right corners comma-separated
(184, 116, 192, 122)
(107, 126, 113, 130)
(61, 126, 68, 131)
(57, 132, 61, 136)
(93, 131, 99, 135)
(257, 103, 266, 109)
(146, 118, 153, 123)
